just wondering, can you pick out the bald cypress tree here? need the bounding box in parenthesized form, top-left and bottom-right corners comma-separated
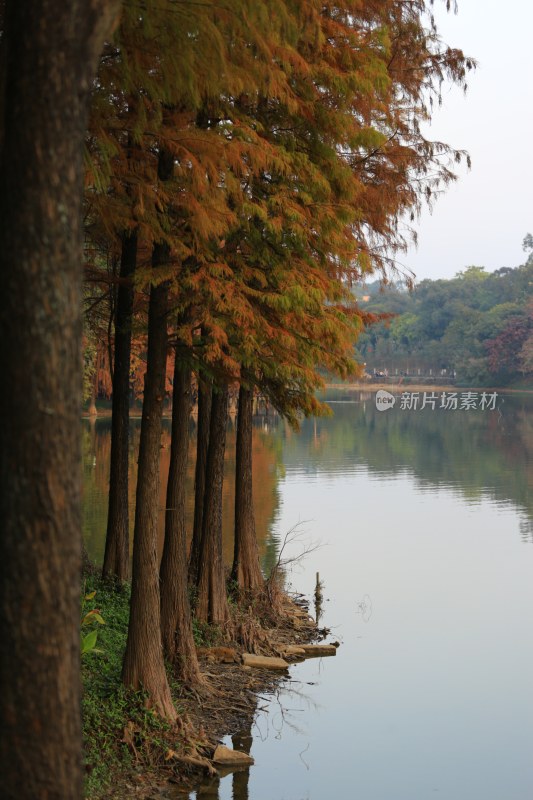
(195, 384, 230, 625)
(232, 384, 264, 593)
(121, 148, 176, 720)
(189, 375, 212, 584)
(102, 228, 137, 583)
(160, 344, 202, 686)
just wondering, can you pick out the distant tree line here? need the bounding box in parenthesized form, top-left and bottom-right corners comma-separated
(356, 238, 533, 386)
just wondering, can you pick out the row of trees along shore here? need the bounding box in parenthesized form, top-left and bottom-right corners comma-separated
(0, 1, 473, 797)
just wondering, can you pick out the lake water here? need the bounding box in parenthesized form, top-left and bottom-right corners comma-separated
(83, 389, 533, 800)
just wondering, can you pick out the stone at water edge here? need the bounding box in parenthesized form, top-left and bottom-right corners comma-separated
(213, 744, 254, 766)
(279, 645, 306, 659)
(241, 653, 289, 670)
(299, 644, 337, 657)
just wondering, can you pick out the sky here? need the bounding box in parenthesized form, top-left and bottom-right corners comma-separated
(399, 0, 533, 283)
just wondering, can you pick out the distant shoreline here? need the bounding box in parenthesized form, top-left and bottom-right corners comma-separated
(324, 382, 533, 394)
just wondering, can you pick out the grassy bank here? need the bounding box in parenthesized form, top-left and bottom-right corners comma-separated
(82, 578, 183, 798)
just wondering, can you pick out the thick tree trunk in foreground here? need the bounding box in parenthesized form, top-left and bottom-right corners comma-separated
(232, 386, 264, 592)
(195, 385, 230, 625)
(188, 377, 212, 584)
(160, 356, 202, 685)
(0, 1, 119, 798)
(102, 230, 137, 583)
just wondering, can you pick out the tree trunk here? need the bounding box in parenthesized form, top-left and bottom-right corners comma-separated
(121, 149, 176, 720)
(121, 276, 176, 719)
(0, 1, 119, 798)
(232, 385, 264, 593)
(195, 385, 230, 625)
(160, 354, 202, 685)
(188, 376, 212, 584)
(102, 229, 137, 583)
(88, 350, 98, 416)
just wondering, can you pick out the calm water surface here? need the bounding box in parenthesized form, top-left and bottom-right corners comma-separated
(83, 390, 533, 800)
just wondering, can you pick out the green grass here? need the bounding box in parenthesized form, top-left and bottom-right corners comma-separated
(82, 578, 179, 798)
(191, 616, 222, 648)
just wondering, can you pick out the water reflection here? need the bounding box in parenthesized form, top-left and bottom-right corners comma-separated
(83, 392, 533, 554)
(230, 723, 253, 800)
(283, 392, 533, 533)
(82, 414, 283, 568)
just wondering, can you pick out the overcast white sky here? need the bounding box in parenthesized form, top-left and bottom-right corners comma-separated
(399, 0, 533, 283)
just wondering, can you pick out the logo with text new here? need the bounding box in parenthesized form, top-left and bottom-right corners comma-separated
(375, 390, 396, 412)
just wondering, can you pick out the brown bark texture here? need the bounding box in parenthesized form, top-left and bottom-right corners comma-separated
(160, 355, 202, 685)
(195, 385, 230, 625)
(0, 1, 119, 798)
(188, 376, 212, 583)
(121, 277, 176, 719)
(102, 229, 137, 583)
(232, 385, 264, 592)
(122, 146, 176, 719)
